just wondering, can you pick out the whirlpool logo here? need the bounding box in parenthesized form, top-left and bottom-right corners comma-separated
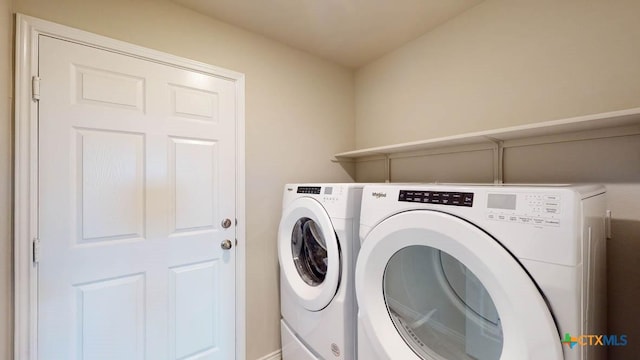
(562, 333, 628, 348)
(371, 192, 387, 199)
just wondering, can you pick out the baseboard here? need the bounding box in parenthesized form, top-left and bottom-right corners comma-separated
(256, 349, 282, 360)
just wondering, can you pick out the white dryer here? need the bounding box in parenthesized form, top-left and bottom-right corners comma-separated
(278, 183, 365, 360)
(356, 184, 607, 360)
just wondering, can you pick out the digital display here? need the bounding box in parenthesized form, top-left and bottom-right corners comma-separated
(487, 194, 517, 210)
(324, 187, 333, 195)
(297, 186, 321, 194)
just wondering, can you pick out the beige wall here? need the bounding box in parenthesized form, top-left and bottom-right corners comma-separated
(354, 0, 640, 358)
(1, 0, 13, 357)
(355, 0, 640, 149)
(11, 0, 355, 358)
(7, 0, 640, 358)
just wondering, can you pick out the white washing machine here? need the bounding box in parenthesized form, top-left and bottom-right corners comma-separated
(278, 183, 366, 360)
(356, 184, 607, 360)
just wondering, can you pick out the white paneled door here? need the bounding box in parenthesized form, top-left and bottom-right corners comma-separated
(37, 35, 237, 360)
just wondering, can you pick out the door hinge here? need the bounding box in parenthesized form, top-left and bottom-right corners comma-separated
(33, 238, 41, 263)
(32, 76, 41, 101)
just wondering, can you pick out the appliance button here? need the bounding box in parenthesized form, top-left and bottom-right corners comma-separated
(518, 216, 532, 224)
(545, 219, 561, 227)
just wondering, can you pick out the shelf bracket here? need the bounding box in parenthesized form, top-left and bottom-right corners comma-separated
(384, 154, 391, 183)
(486, 137, 504, 184)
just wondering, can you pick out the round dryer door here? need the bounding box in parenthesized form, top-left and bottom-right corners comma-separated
(278, 197, 340, 311)
(356, 210, 563, 360)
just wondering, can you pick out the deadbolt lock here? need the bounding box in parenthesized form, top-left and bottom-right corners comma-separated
(221, 218, 232, 229)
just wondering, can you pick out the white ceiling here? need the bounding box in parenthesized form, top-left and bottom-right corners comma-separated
(172, 0, 483, 68)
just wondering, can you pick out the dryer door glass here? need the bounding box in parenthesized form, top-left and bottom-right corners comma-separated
(291, 217, 328, 286)
(383, 245, 503, 360)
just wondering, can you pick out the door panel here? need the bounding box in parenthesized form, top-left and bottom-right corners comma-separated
(169, 261, 220, 359)
(78, 129, 145, 242)
(38, 35, 236, 360)
(170, 138, 218, 233)
(76, 274, 145, 360)
(277, 197, 341, 311)
(355, 210, 563, 360)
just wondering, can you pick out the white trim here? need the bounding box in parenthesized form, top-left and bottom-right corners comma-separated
(14, 14, 246, 360)
(234, 47, 247, 360)
(256, 349, 282, 360)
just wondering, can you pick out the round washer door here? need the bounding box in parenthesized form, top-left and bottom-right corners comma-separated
(278, 197, 340, 311)
(356, 210, 563, 360)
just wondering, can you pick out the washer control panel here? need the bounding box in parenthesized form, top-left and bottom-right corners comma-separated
(292, 185, 348, 204)
(486, 193, 561, 227)
(297, 186, 321, 194)
(321, 185, 345, 203)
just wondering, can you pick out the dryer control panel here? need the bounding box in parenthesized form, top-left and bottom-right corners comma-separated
(398, 190, 474, 207)
(486, 193, 561, 227)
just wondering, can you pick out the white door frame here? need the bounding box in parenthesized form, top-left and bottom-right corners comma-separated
(13, 14, 246, 360)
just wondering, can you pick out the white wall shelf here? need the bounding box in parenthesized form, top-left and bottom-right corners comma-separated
(333, 107, 640, 183)
(334, 107, 640, 159)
